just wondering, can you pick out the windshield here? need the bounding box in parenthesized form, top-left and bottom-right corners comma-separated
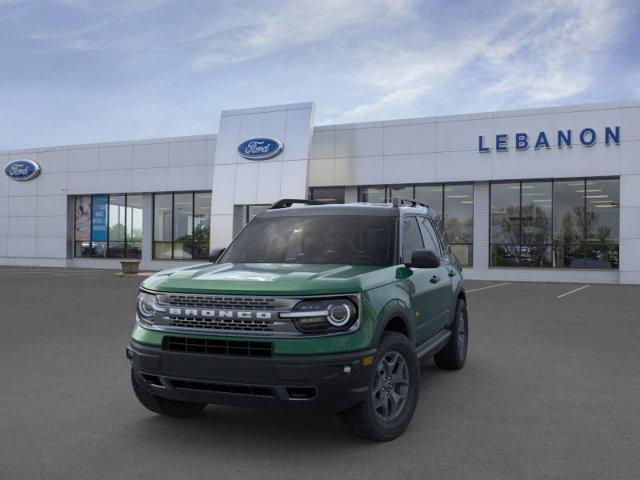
(220, 215, 396, 266)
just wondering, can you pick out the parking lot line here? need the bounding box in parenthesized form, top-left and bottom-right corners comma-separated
(466, 282, 511, 293)
(557, 284, 590, 298)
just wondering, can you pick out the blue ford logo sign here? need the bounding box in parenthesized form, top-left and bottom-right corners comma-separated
(4, 159, 41, 181)
(237, 137, 283, 160)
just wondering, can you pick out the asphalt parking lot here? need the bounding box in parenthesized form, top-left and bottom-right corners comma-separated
(1, 267, 639, 480)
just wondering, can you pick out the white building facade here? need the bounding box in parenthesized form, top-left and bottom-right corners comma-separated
(1, 100, 639, 284)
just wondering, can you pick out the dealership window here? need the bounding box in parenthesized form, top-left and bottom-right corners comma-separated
(309, 187, 345, 204)
(490, 178, 619, 269)
(358, 184, 473, 266)
(152, 192, 211, 260)
(74, 194, 143, 258)
(245, 205, 270, 224)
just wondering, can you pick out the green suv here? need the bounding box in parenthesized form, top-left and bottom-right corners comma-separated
(127, 198, 468, 441)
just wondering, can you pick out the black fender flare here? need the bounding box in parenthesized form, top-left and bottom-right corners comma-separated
(372, 299, 416, 346)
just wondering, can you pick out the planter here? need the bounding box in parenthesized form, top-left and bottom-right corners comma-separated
(119, 259, 141, 275)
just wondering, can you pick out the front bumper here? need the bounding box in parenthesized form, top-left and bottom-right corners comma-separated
(127, 339, 376, 414)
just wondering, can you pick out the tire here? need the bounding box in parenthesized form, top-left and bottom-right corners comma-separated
(338, 332, 419, 442)
(131, 369, 206, 418)
(434, 299, 468, 370)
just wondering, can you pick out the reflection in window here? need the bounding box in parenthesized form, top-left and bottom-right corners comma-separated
(444, 184, 474, 266)
(108, 195, 125, 257)
(153, 194, 173, 259)
(491, 178, 619, 269)
(358, 183, 473, 266)
(309, 187, 345, 204)
(358, 186, 386, 203)
(173, 193, 193, 259)
(245, 205, 270, 224)
(126, 195, 143, 258)
(74, 194, 143, 259)
(553, 180, 586, 268)
(152, 192, 212, 260)
(415, 185, 443, 228)
(194, 193, 212, 261)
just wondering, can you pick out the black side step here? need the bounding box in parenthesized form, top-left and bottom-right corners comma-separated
(415, 330, 451, 360)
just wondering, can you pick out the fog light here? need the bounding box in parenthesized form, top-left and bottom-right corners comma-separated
(362, 355, 374, 366)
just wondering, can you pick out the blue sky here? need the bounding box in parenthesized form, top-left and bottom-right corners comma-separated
(1, 0, 639, 150)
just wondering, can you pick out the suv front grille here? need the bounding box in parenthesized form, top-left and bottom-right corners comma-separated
(161, 294, 278, 310)
(163, 336, 273, 357)
(169, 379, 274, 397)
(168, 316, 274, 332)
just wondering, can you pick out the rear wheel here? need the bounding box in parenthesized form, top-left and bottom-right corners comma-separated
(434, 299, 468, 370)
(338, 332, 419, 442)
(131, 369, 206, 418)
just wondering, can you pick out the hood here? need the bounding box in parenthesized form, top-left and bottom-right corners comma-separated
(142, 262, 397, 296)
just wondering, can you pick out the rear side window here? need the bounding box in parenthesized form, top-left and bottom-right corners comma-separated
(401, 217, 424, 263)
(419, 217, 442, 256)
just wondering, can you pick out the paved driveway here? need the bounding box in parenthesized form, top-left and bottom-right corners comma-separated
(1, 268, 639, 479)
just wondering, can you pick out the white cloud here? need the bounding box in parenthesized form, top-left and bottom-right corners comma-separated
(334, 0, 625, 122)
(191, 0, 415, 69)
(482, 0, 621, 105)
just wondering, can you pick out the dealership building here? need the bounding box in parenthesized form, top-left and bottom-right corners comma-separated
(1, 100, 639, 284)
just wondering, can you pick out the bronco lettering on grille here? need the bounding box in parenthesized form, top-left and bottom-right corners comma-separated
(166, 308, 273, 320)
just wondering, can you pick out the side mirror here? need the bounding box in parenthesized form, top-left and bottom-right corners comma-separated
(409, 249, 440, 268)
(209, 247, 226, 263)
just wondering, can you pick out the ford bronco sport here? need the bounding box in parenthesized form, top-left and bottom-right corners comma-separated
(127, 197, 468, 441)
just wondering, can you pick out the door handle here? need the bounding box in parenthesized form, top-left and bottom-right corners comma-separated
(430, 275, 440, 284)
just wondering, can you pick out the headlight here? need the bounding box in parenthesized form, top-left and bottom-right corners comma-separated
(137, 291, 159, 324)
(281, 298, 358, 334)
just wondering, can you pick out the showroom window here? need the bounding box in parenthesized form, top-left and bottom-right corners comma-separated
(153, 192, 211, 260)
(74, 194, 143, 258)
(244, 205, 270, 224)
(358, 184, 474, 266)
(490, 178, 619, 269)
(309, 187, 345, 204)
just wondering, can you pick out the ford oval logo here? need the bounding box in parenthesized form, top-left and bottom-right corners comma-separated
(4, 159, 41, 181)
(237, 137, 283, 160)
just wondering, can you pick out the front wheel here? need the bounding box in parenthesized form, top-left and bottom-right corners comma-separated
(338, 332, 419, 442)
(434, 298, 468, 370)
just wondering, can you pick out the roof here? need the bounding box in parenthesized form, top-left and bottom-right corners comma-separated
(262, 202, 432, 218)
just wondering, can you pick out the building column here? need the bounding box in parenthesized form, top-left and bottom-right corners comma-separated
(619, 174, 640, 284)
(141, 193, 153, 262)
(472, 182, 489, 273)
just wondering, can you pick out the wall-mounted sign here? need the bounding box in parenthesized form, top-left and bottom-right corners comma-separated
(478, 126, 621, 152)
(91, 195, 108, 242)
(237, 137, 283, 160)
(4, 159, 41, 181)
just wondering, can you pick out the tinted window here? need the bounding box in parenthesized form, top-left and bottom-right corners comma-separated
(221, 216, 396, 266)
(401, 217, 424, 263)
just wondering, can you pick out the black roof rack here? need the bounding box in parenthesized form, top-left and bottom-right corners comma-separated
(391, 196, 429, 208)
(269, 199, 324, 210)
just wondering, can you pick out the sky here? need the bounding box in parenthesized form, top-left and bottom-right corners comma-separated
(1, 0, 639, 150)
